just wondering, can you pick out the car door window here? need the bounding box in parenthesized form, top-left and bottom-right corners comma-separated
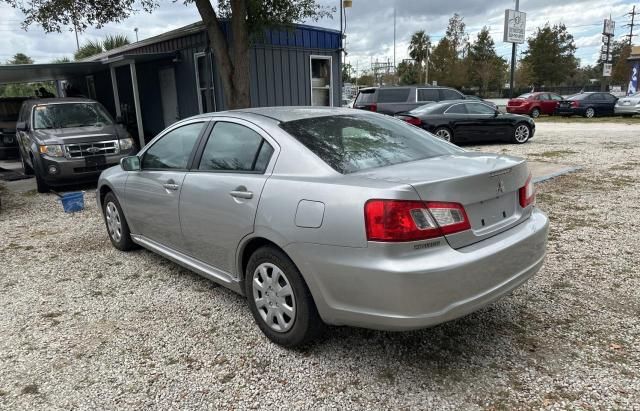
(417, 88, 439, 102)
(445, 104, 468, 114)
(466, 103, 496, 115)
(603, 94, 617, 103)
(141, 122, 204, 170)
(377, 88, 411, 103)
(198, 122, 274, 173)
(440, 89, 463, 101)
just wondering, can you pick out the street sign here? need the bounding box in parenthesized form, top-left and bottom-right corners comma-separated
(603, 19, 615, 35)
(602, 35, 610, 44)
(603, 63, 612, 77)
(504, 9, 527, 43)
(601, 53, 612, 62)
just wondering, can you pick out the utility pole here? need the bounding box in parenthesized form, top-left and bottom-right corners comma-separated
(623, 5, 637, 46)
(393, 7, 396, 70)
(509, 0, 519, 98)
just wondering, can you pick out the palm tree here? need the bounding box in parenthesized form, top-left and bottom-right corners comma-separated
(74, 40, 104, 60)
(408, 30, 431, 84)
(103, 34, 130, 51)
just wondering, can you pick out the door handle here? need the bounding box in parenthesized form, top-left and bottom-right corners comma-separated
(163, 183, 179, 191)
(230, 189, 253, 199)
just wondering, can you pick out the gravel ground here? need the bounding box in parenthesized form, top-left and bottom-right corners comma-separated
(1, 122, 639, 410)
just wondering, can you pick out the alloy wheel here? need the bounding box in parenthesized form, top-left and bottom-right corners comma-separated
(531, 108, 540, 118)
(252, 262, 296, 333)
(435, 128, 452, 142)
(514, 124, 530, 143)
(105, 202, 122, 242)
(585, 108, 595, 118)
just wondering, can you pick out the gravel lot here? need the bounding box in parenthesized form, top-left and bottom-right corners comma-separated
(1, 122, 639, 410)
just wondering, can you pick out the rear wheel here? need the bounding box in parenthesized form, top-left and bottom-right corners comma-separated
(433, 127, 453, 143)
(245, 246, 324, 347)
(103, 192, 136, 251)
(512, 123, 531, 144)
(530, 107, 541, 118)
(584, 107, 596, 118)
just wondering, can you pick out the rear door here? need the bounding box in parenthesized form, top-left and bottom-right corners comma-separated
(375, 88, 413, 115)
(442, 103, 474, 140)
(465, 102, 506, 140)
(601, 93, 618, 115)
(547, 93, 563, 114)
(179, 118, 277, 274)
(417, 88, 440, 104)
(124, 120, 207, 251)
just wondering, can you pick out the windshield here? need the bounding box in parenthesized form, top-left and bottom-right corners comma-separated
(279, 114, 461, 174)
(33, 103, 114, 129)
(408, 102, 448, 115)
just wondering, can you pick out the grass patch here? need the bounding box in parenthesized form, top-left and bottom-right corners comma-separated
(21, 189, 38, 197)
(529, 150, 576, 159)
(535, 116, 640, 124)
(610, 161, 640, 171)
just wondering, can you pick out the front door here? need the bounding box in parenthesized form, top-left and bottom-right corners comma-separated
(124, 120, 207, 251)
(179, 119, 276, 274)
(158, 67, 179, 128)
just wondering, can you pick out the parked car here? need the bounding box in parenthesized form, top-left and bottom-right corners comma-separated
(506, 92, 564, 118)
(97, 107, 548, 347)
(0, 97, 30, 160)
(16, 98, 136, 193)
(464, 94, 498, 110)
(614, 92, 640, 117)
(555, 92, 618, 118)
(395, 100, 535, 144)
(353, 86, 465, 115)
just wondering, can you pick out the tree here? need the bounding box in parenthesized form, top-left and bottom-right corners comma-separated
(397, 61, 420, 85)
(342, 63, 354, 83)
(103, 34, 130, 51)
(610, 41, 632, 86)
(467, 27, 506, 95)
(445, 13, 468, 56)
(408, 30, 430, 84)
(8, 53, 33, 64)
(429, 38, 457, 87)
(522, 23, 578, 87)
(52, 57, 71, 63)
(74, 40, 104, 60)
(2, 0, 332, 109)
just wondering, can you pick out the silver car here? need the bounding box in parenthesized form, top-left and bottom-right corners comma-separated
(97, 107, 548, 347)
(614, 92, 640, 117)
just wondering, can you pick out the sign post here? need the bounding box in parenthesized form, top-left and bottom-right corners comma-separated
(503, 2, 526, 98)
(601, 18, 615, 90)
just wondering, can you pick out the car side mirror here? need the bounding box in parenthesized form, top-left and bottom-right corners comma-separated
(16, 121, 28, 131)
(120, 156, 141, 171)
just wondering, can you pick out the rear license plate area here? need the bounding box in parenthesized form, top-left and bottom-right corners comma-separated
(468, 193, 516, 230)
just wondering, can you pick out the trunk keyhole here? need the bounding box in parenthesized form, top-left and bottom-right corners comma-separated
(481, 219, 485, 227)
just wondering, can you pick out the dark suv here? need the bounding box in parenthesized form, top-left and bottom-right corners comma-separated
(0, 97, 29, 160)
(16, 98, 136, 193)
(353, 86, 465, 115)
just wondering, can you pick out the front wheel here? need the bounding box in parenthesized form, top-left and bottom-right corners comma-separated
(21, 153, 34, 175)
(103, 192, 136, 251)
(34, 169, 49, 193)
(530, 108, 541, 118)
(245, 246, 324, 347)
(512, 123, 531, 144)
(584, 107, 596, 118)
(433, 127, 453, 143)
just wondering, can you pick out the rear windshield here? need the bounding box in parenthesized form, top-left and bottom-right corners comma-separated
(377, 88, 411, 103)
(517, 93, 533, 99)
(409, 102, 447, 115)
(568, 94, 588, 100)
(279, 114, 461, 174)
(355, 89, 376, 105)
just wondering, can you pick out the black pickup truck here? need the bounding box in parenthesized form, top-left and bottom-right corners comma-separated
(353, 86, 465, 115)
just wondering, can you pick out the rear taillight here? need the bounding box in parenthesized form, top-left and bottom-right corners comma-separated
(364, 200, 470, 242)
(571, 101, 579, 107)
(519, 174, 536, 208)
(368, 103, 377, 112)
(397, 115, 422, 126)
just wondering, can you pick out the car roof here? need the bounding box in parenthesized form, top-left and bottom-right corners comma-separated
(29, 97, 98, 104)
(210, 106, 361, 123)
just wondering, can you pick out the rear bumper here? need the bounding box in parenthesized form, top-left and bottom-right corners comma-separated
(614, 106, 640, 115)
(555, 107, 582, 116)
(286, 208, 549, 331)
(506, 106, 529, 114)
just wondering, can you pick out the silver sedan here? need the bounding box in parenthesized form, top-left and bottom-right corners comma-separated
(97, 107, 549, 347)
(614, 92, 640, 116)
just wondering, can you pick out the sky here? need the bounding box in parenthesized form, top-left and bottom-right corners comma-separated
(0, 0, 636, 73)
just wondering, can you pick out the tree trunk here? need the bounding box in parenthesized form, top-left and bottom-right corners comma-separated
(194, 0, 252, 109)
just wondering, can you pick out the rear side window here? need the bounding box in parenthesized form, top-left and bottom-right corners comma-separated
(279, 114, 461, 174)
(142, 122, 204, 170)
(377, 88, 411, 103)
(198, 122, 273, 173)
(417, 88, 439, 102)
(603, 94, 617, 102)
(440, 89, 463, 100)
(445, 104, 467, 114)
(355, 89, 376, 105)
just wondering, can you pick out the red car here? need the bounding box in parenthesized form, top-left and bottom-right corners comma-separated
(506, 92, 564, 118)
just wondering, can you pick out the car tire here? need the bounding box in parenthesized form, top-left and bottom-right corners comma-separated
(530, 108, 541, 118)
(245, 246, 324, 348)
(584, 107, 596, 118)
(103, 192, 136, 251)
(34, 168, 49, 193)
(512, 123, 531, 144)
(433, 127, 454, 143)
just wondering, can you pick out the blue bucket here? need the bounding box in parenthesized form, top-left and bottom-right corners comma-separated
(59, 192, 85, 213)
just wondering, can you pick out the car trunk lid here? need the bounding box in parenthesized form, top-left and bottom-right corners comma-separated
(354, 152, 531, 249)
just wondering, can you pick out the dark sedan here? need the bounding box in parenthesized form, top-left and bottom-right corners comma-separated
(395, 100, 535, 144)
(556, 92, 618, 118)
